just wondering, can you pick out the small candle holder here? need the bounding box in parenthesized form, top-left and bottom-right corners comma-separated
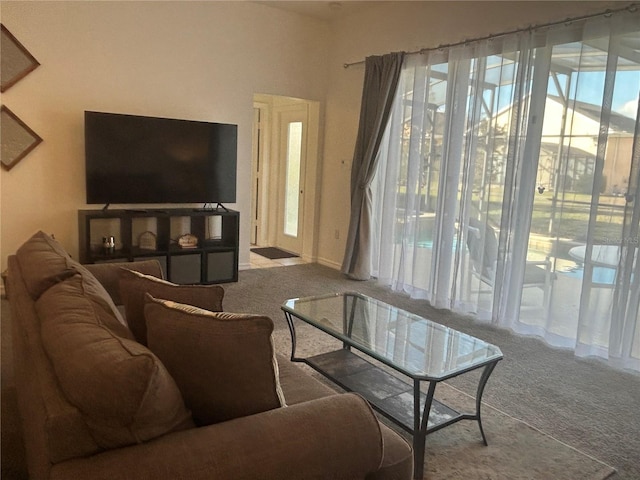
(102, 236, 115, 254)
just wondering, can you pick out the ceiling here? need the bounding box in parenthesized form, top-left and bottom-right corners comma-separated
(254, 1, 382, 21)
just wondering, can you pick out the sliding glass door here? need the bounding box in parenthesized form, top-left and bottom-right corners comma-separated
(371, 9, 640, 371)
(527, 23, 640, 367)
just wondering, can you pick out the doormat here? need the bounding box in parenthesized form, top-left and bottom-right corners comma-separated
(251, 247, 299, 260)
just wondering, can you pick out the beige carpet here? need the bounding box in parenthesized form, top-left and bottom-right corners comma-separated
(418, 383, 615, 479)
(272, 324, 616, 480)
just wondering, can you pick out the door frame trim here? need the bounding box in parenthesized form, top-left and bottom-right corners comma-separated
(251, 102, 270, 247)
(252, 94, 321, 263)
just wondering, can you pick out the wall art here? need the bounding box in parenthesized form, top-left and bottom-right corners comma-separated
(1, 24, 40, 92)
(1, 105, 42, 171)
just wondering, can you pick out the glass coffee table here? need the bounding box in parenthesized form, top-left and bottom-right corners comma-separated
(282, 292, 503, 479)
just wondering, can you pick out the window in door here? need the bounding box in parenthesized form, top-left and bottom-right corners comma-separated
(284, 121, 303, 237)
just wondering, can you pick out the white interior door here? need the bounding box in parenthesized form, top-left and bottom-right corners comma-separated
(276, 107, 307, 254)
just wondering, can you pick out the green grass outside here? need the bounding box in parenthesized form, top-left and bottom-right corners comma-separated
(399, 186, 628, 255)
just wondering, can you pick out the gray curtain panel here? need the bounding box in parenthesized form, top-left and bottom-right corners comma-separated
(341, 52, 404, 280)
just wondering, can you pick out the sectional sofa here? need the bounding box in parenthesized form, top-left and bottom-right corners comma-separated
(6, 231, 413, 479)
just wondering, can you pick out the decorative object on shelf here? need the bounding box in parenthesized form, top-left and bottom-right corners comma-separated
(178, 233, 198, 249)
(102, 236, 116, 254)
(138, 231, 157, 250)
(1, 24, 40, 92)
(1, 105, 43, 171)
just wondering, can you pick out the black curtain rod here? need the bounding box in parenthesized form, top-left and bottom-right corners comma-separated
(343, 2, 638, 68)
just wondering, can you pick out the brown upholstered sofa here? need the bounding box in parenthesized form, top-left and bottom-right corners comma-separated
(6, 231, 413, 480)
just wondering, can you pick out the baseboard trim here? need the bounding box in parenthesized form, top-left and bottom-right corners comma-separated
(316, 257, 341, 270)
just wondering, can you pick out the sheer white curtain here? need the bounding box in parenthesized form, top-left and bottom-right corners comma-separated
(371, 9, 640, 371)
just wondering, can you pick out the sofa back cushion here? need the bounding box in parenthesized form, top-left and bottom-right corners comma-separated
(36, 275, 194, 450)
(15, 230, 127, 328)
(119, 268, 224, 345)
(15, 231, 75, 299)
(145, 296, 286, 426)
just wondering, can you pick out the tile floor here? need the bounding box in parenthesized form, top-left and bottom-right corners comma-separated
(247, 250, 308, 269)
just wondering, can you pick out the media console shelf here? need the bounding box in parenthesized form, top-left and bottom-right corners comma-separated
(78, 208, 239, 284)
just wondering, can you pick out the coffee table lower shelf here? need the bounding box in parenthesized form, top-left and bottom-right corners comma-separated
(301, 349, 465, 435)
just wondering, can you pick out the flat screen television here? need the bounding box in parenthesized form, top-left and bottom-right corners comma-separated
(85, 111, 237, 205)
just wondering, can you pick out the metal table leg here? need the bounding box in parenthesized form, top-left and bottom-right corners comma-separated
(413, 380, 436, 480)
(284, 311, 299, 362)
(475, 361, 498, 445)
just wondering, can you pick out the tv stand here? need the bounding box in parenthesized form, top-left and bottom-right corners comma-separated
(78, 207, 239, 284)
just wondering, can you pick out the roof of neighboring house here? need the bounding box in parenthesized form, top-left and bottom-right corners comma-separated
(540, 141, 593, 158)
(548, 95, 637, 134)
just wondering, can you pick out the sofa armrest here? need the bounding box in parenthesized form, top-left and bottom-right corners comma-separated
(50, 393, 384, 480)
(83, 260, 164, 305)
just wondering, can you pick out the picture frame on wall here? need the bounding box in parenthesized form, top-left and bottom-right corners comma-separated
(1, 24, 40, 92)
(1, 105, 43, 171)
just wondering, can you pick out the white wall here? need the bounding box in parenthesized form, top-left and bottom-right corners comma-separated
(0, 0, 329, 270)
(316, 0, 625, 268)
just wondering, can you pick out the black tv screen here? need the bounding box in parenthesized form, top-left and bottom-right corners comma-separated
(85, 111, 237, 205)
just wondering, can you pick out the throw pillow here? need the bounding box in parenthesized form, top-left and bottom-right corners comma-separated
(118, 268, 224, 345)
(36, 277, 194, 450)
(144, 295, 287, 426)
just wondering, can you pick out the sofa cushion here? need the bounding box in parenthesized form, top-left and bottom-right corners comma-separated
(15, 230, 127, 327)
(45, 275, 133, 340)
(69, 260, 129, 328)
(277, 353, 337, 405)
(145, 295, 286, 426)
(36, 276, 194, 450)
(119, 268, 224, 345)
(15, 231, 75, 299)
(277, 355, 414, 480)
